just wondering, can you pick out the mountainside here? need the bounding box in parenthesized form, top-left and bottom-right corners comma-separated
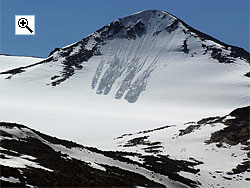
(0, 9, 250, 188)
(0, 106, 249, 188)
(1, 10, 249, 104)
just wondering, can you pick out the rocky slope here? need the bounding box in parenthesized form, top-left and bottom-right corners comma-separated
(114, 106, 250, 188)
(1, 106, 249, 187)
(1, 122, 201, 188)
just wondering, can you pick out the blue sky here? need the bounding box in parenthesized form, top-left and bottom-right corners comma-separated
(0, 0, 249, 57)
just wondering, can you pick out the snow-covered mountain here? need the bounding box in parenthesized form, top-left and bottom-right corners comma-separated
(0, 10, 249, 188)
(1, 10, 249, 104)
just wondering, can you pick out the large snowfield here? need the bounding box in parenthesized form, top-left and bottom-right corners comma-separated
(0, 53, 249, 149)
(0, 10, 249, 188)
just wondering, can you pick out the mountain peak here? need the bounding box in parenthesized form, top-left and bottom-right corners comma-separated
(93, 9, 178, 42)
(129, 9, 174, 18)
(1, 10, 249, 104)
(124, 9, 175, 19)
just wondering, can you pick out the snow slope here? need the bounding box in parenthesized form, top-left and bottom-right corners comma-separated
(0, 55, 44, 72)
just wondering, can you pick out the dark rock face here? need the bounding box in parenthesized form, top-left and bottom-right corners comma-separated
(97, 20, 125, 39)
(210, 47, 232, 63)
(141, 155, 202, 188)
(50, 38, 101, 86)
(122, 136, 163, 154)
(178, 116, 221, 136)
(179, 123, 202, 136)
(153, 30, 161, 36)
(177, 18, 250, 64)
(182, 39, 189, 54)
(201, 44, 234, 63)
(229, 48, 250, 63)
(48, 48, 60, 57)
(134, 141, 161, 153)
(206, 106, 250, 146)
(165, 19, 179, 34)
(227, 160, 250, 175)
(229, 106, 250, 119)
(125, 20, 146, 39)
(109, 20, 125, 35)
(245, 72, 250, 78)
(178, 106, 250, 148)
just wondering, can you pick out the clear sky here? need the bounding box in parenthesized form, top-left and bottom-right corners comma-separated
(0, 0, 249, 57)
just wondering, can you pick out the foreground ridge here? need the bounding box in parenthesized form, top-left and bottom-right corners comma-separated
(1, 106, 249, 187)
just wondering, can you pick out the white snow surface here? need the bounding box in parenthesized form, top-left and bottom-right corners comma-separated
(0, 55, 44, 72)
